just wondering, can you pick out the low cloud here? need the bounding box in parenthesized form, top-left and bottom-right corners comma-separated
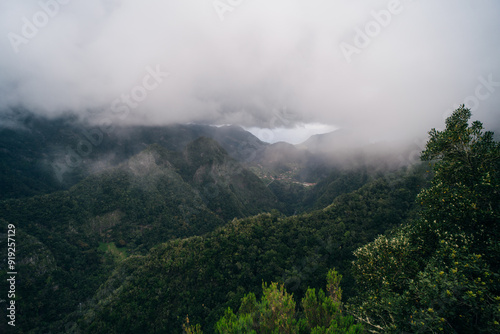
(0, 0, 499, 143)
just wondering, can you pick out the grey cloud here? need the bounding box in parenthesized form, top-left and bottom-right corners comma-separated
(0, 0, 499, 143)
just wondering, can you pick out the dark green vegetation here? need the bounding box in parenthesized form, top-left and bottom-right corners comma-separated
(0, 109, 271, 201)
(0, 106, 498, 333)
(212, 269, 362, 333)
(0, 112, 77, 199)
(0, 137, 280, 333)
(349, 106, 500, 333)
(75, 164, 424, 333)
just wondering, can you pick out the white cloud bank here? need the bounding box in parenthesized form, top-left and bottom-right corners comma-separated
(0, 0, 499, 143)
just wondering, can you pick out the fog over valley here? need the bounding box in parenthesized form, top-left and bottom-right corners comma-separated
(0, 2, 499, 334)
(0, 0, 499, 144)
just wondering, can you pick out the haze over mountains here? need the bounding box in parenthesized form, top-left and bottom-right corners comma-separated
(0, 109, 436, 333)
(1, 106, 498, 334)
(0, 1, 499, 332)
(0, 109, 427, 202)
(1, 1, 499, 143)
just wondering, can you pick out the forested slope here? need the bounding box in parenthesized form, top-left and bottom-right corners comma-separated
(0, 138, 279, 333)
(76, 166, 427, 333)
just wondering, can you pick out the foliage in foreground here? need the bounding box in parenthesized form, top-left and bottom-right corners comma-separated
(208, 269, 362, 334)
(349, 106, 500, 333)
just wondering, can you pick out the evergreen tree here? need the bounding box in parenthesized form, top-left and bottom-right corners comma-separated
(214, 269, 363, 333)
(349, 106, 500, 333)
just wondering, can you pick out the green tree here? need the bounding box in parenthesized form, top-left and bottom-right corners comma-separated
(216, 282, 297, 333)
(419, 105, 499, 239)
(215, 269, 362, 334)
(302, 269, 362, 333)
(349, 106, 500, 333)
(183, 316, 204, 334)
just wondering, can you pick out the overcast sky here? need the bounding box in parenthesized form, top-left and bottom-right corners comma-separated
(0, 0, 499, 143)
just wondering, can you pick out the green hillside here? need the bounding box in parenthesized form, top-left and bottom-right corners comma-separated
(0, 107, 497, 334)
(76, 166, 427, 333)
(0, 138, 280, 333)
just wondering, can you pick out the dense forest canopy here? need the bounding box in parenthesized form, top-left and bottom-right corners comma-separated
(0, 106, 498, 333)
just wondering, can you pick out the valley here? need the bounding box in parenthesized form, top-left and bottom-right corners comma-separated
(0, 108, 498, 333)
